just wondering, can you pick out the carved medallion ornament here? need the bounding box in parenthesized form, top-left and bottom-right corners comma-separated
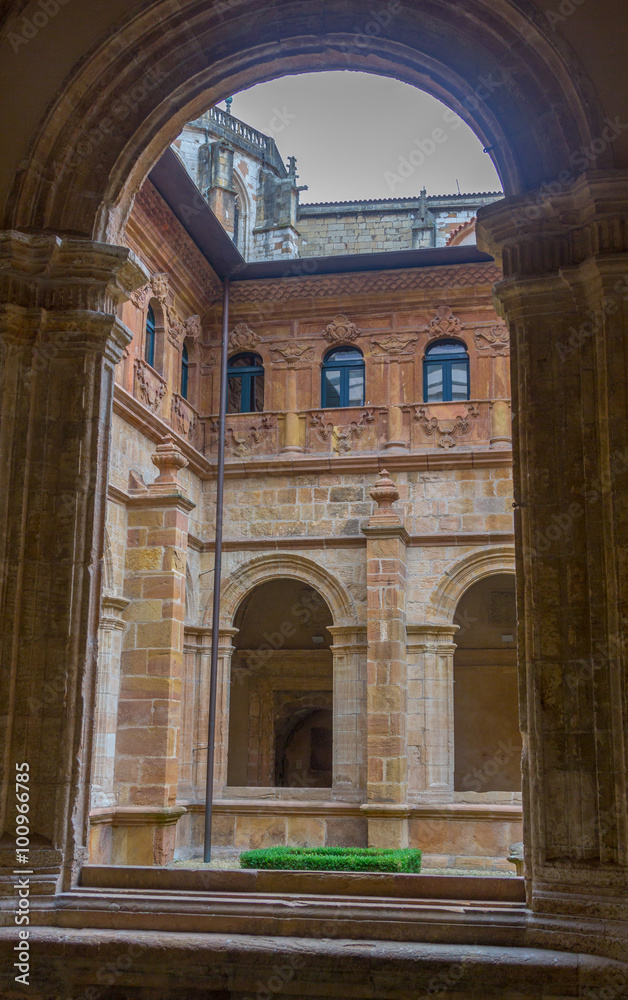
(370, 334, 418, 356)
(229, 323, 261, 352)
(185, 314, 202, 341)
(426, 305, 464, 340)
(474, 325, 510, 356)
(413, 403, 479, 449)
(210, 414, 275, 457)
(269, 343, 314, 364)
(323, 313, 360, 344)
(150, 272, 170, 303)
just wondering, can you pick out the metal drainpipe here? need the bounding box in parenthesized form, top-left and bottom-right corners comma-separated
(203, 275, 230, 863)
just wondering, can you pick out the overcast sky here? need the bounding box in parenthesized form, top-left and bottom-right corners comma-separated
(225, 72, 502, 203)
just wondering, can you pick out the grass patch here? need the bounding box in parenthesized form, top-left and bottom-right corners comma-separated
(239, 845, 422, 873)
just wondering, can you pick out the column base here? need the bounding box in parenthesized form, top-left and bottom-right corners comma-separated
(90, 806, 186, 866)
(361, 804, 410, 849)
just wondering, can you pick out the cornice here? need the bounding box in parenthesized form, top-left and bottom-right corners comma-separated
(196, 531, 514, 553)
(229, 262, 503, 307)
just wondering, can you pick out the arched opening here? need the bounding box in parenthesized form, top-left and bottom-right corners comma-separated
(321, 346, 365, 408)
(227, 579, 333, 788)
(227, 351, 264, 413)
(453, 573, 521, 794)
(423, 339, 470, 402)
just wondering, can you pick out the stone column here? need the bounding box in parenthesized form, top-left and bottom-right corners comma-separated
(187, 626, 238, 799)
(0, 231, 148, 893)
(327, 626, 368, 799)
(113, 435, 194, 865)
(91, 594, 130, 809)
(490, 399, 512, 447)
(281, 365, 303, 455)
(406, 625, 458, 804)
(361, 470, 410, 848)
(478, 171, 628, 923)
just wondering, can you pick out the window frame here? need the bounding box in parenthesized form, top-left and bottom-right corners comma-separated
(321, 346, 365, 408)
(423, 338, 470, 402)
(181, 343, 189, 400)
(227, 352, 264, 413)
(145, 304, 156, 369)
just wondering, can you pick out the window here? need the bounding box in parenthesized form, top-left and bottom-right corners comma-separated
(423, 339, 469, 402)
(181, 344, 189, 399)
(227, 352, 264, 413)
(321, 347, 365, 408)
(145, 304, 156, 368)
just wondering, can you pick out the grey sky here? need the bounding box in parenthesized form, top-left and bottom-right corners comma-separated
(227, 72, 502, 204)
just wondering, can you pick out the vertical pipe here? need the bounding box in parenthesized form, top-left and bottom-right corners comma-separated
(203, 276, 230, 862)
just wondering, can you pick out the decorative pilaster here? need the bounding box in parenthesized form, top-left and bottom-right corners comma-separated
(478, 170, 628, 922)
(361, 471, 409, 848)
(113, 435, 195, 865)
(0, 231, 148, 893)
(91, 594, 131, 810)
(327, 626, 368, 799)
(405, 625, 458, 804)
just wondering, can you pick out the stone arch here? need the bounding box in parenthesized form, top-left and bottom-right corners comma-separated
(209, 552, 358, 628)
(5, 0, 606, 238)
(427, 544, 516, 624)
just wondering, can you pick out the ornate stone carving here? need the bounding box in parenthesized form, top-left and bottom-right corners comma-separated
(426, 305, 464, 340)
(134, 357, 167, 413)
(129, 285, 149, 309)
(309, 409, 375, 452)
(269, 342, 314, 364)
(210, 414, 275, 457)
(413, 403, 479, 449)
(185, 314, 202, 341)
(149, 433, 188, 493)
(150, 272, 170, 303)
(199, 346, 217, 371)
(229, 323, 261, 352)
(371, 334, 418, 356)
(323, 313, 360, 344)
(475, 324, 510, 355)
(369, 469, 400, 510)
(171, 393, 198, 442)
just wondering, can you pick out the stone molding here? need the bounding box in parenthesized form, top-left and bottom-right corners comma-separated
(215, 551, 358, 628)
(89, 805, 187, 827)
(269, 342, 314, 364)
(370, 333, 418, 356)
(427, 544, 516, 623)
(229, 263, 503, 304)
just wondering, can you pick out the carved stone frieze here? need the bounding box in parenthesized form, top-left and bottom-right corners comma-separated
(323, 313, 360, 345)
(229, 323, 261, 352)
(370, 333, 418, 356)
(413, 403, 479, 449)
(269, 342, 314, 364)
(309, 409, 375, 453)
(134, 357, 167, 413)
(171, 393, 198, 442)
(210, 414, 275, 457)
(474, 324, 510, 355)
(426, 305, 464, 340)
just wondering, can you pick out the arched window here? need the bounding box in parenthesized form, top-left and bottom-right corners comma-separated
(145, 304, 156, 368)
(423, 339, 469, 402)
(227, 352, 264, 413)
(181, 343, 189, 399)
(321, 347, 365, 408)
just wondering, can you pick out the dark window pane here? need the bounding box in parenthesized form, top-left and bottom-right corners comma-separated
(253, 373, 264, 412)
(426, 339, 467, 358)
(325, 347, 363, 364)
(227, 376, 242, 413)
(324, 369, 342, 407)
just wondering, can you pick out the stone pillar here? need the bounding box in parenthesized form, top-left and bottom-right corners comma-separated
(113, 435, 195, 865)
(478, 171, 628, 923)
(281, 366, 303, 455)
(187, 626, 238, 799)
(361, 470, 410, 848)
(490, 399, 512, 447)
(0, 231, 148, 893)
(406, 625, 458, 804)
(91, 594, 130, 809)
(207, 142, 236, 235)
(327, 626, 368, 799)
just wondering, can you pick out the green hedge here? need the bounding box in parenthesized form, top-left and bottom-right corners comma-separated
(239, 845, 422, 873)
